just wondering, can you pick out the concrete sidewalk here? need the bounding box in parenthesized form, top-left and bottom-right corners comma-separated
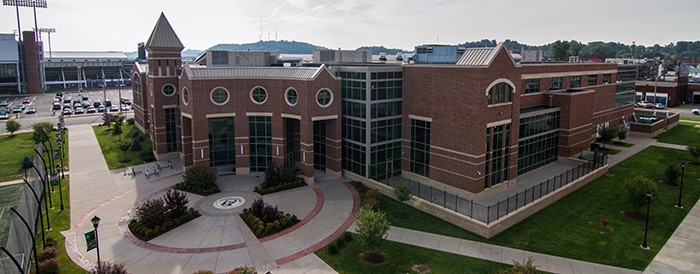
(64, 124, 355, 273)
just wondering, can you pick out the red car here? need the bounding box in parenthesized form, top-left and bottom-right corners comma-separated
(21, 98, 31, 104)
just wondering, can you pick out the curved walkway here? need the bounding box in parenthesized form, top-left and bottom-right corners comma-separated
(64, 124, 358, 273)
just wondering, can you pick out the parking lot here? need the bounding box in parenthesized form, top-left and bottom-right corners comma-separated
(0, 88, 133, 121)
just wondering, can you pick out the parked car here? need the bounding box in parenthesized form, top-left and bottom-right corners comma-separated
(63, 97, 71, 103)
(97, 105, 106, 113)
(73, 102, 82, 108)
(0, 107, 8, 119)
(82, 95, 89, 101)
(692, 109, 699, 115)
(642, 102, 655, 108)
(0, 100, 8, 108)
(104, 100, 112, 107)
(655, 103, 665, 109)
(62, 108, 72, 115)
(93, 101, 102, 108)
(120, 104, 129, 111)
(74, 107, 84, 114)
(120, 97, 132, 105)
(82, 101, 91, 108)
(52, 97, 61, 103)
(56, 92, 63, 97)
(109, 105, 119, 112)
(25, 107, 36, 114)
(86, 106, 96, 113)
(52, 102, 61, 110)
(12, 106, 22, 113)
(21, 98, 31, 104)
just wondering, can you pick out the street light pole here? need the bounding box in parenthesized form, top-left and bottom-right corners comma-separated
(91, 215, 101, 272)
(676, 161, 687, 208)
(641, 191, 653, 249)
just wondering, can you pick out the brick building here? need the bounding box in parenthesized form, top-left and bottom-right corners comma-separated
(134, 14, 632, 192)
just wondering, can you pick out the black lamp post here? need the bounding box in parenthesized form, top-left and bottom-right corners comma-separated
(91, 215, 101, 272)
(676, 161, 687, 209)
(642, 191, 653, 249)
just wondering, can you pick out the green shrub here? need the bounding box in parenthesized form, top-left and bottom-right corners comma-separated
(326, 242, 338, 255)
(624, 175, 658, 212)
(90, 261, 129, 274)
(664, 163, 681, 186)
(139, 149, 155, 162)
(183, 166, 217, 188)
(135, 198, 167, 228)
(38, 257, 59, 274)
(5, 119, 20, 135)
(130, 138, 143, 151)
(393, 180, 411, 202)
(112, 123, 123, 135)
(335, 237, 345, 248)
(164, 189, 189, 219)
(45, 237, 57, 247)
(126, 118, 135, 125)
(365, 197, 380, 210)
(38, 247, 57, 261)
(343, 231, 352, 242)
(365, 188, 380, 200)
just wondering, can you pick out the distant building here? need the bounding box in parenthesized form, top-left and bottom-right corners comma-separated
(44, 51, 131, 91)
(313, 49, 372, 64)
(511, 49, 543, 63)
(412, 45, 466, 64)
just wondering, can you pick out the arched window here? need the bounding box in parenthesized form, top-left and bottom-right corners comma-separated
(132, 74, 142, 106)
(487, 82, 514, 104)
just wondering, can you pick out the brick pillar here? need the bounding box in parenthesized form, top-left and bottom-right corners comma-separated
(22, 31, 41, 94)
(324, 119, 342, 178)
(180, 116, 193, 168)
(299, 119, 314, 184)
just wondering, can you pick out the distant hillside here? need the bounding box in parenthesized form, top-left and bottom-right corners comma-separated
(208, 40, 328, 54)
(356, 46, 410, 55)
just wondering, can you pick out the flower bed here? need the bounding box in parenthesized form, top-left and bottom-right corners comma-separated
(175, 166, 221, 196)
(240, 198, 299, 238)
(128, 189, 201, 241)
(254, 163, 306, 195)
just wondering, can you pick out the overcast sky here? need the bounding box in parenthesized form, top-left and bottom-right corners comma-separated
(1, 0, 697, 52)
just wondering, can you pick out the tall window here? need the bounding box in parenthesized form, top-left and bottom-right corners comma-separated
(587, 75, 598, 86)
(313, 121, 326, 170)
(208, 118, 236, 167)
(132, 75, 141, 106)
(485, 123, 510, 188)
(410, 119, 431, 177)
(249, 116, 272, 172)
(570, 76, 581, 88)
(525, 79, 540, 93)
(164, 108, 178, 152)
(518, 111, 560, 174)
(487, 82, 513, 104)
(549, 77, 562, 90)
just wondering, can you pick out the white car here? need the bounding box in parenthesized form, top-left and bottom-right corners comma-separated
(692, 109, 699, 115)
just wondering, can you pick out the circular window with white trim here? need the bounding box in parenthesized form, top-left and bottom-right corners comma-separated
(316, 88, 333, 107)
(250, 86, 268, 105)
(285, 87, 298, 106)
(210, 87, 230, 105)
(182, 87, 190, 105)
(162, 84, 176, 97)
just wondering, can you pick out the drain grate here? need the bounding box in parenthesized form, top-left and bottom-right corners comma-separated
(412, 264, 431, 274)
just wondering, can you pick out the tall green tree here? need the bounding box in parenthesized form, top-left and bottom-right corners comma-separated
(5, 119, 20, 135)
(569, 41, 582, 56)
(623, 176, 658, 212)
(551, 40, 570, 61)
(355, 204, 390, 253)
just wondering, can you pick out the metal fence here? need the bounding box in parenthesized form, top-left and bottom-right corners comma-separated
(0, 145, 46, 274)
(382, 153, 608, 225)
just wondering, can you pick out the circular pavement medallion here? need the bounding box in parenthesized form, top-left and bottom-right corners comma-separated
(213, 196, 246, 209)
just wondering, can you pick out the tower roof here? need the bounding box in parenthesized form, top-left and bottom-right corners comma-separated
(145, 13, 184, 51)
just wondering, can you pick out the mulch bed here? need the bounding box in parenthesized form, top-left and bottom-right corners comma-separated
(360, 251, 386, 264)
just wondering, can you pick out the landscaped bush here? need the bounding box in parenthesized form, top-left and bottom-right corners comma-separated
(326, 242, 338, 255)
(175, 166, 220, 195)
(342, 231, 352, 242)
(90, 261, 129, 274)
(240, 198, 298, 238)
(393, 180, 411, 202)
(126, 118, 135, 125)
(139, 149, 156, 162)
(38, 246, 57, 261)
(664, 164, 681, 185)
(364, 189, 381, 210)
(130, 138, 143, 151)
(255, 162, 305, 194)
(38, 257, 59, 274)
(623, 175, 658, 212)
(129, 189, 200, 241)
(229, 266, 256, 274)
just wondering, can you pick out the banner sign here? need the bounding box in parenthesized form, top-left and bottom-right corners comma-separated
(85, 230, 97, 251)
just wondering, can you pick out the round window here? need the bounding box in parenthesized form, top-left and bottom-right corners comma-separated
(316, 88, 333, 107)
(251, 86, 268, 105)
(285, 88, 298, 106)
(162, 84, 176, 96)
(182, 87, 190, 105)
(210, 87, 229, 105)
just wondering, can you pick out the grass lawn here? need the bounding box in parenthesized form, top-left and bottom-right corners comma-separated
(0, 184, 23, 246)
(655, 121, 700, 146)
(360, 147, 700, 270)
(37, 176, 84, 273)
(0, 132, 39, 182)
(93, 123, 153, 170)
(605, 141, 635, 148)
(594, 147, 622, 155)
(316, 234, 514, 274)
(679, 117, 700, 122)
